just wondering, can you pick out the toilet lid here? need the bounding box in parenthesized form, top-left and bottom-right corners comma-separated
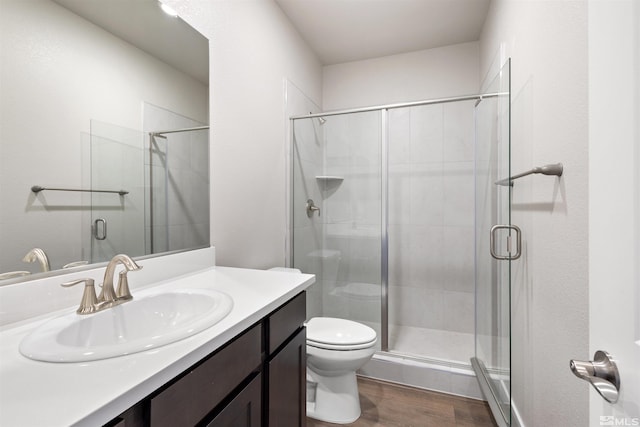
(306, 317, 377, 348)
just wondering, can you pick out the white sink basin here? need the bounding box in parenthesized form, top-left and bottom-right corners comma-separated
(19, 288, 233, 362)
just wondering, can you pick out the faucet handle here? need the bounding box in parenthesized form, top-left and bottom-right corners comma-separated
(61, 278, 98, 315)
(116, 270, 133, 301)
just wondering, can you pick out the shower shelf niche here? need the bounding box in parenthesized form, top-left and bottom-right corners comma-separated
(315, 176, 344, 196)
(315, 176, 344, 182)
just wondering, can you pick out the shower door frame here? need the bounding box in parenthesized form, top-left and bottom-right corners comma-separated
(290, 91, 506, 353)
(470, 57, 513, 427)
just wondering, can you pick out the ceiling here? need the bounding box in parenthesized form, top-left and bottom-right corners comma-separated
(53, 0, 209, 84)
(275, 0, 492, 65)
(52, 0, 491, 81)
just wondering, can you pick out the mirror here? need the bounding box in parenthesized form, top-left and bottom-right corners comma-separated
(0, 0, 210, 284)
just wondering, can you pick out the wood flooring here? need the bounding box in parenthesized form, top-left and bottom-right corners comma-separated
(306, 377, 497, 427)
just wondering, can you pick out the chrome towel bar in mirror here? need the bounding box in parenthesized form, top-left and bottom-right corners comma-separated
(31, 185, 129, 196)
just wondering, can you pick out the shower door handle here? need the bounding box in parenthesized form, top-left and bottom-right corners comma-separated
(490, 225, 521, 260)
(94, 218, 107, 240)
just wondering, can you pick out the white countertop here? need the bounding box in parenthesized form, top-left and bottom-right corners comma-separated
(0, 266, 315, 427)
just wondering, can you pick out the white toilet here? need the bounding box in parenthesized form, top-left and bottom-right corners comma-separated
(267, 267, 377, 423)
(305, 317, 377, 424)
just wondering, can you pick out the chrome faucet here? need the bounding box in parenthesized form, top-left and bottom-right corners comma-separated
(62, 254, 142, 314)
(22, 248, 50, 272)
(99, 254, 143, 305)
(62, 278, 99, 315)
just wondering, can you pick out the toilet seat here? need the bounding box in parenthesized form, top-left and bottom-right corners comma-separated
(306, 317, 377, 350)
(307, 339, 376, 351)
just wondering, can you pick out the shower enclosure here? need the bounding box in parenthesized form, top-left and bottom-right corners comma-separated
(290, 61, 512, 426)
(86, 104, 209, 264)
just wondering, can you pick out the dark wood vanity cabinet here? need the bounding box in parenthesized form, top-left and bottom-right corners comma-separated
(267, 329, 306, 427)
(266, 291, 307, 427)
(106, 291, 306, 427)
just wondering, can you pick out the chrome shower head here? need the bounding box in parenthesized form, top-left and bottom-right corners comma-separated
(309, 112, 326, 125)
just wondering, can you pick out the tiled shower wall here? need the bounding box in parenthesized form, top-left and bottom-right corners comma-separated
(292, 110, 383, 338)
(294, 101, 475, 342)
(321, 112, 382, 337)
(388, 101, 476, 335)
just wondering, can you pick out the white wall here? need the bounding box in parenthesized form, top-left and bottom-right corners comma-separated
(167, 0, 323, 269)
(480, 1, 589, 426)
(323, 41, 479, 110)
(0, 0, 207, 274)
(589, 1, 640, 424)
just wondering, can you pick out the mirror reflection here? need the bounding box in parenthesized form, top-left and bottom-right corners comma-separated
(0, 0, 210, 283)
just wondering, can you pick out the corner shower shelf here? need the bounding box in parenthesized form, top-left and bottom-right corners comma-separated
(315, 176, 344, 182)
(315, 176, 344, 194)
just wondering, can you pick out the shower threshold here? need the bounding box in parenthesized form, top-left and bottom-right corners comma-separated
(388, 324, 474, 366)
(359, 351, 483, 400)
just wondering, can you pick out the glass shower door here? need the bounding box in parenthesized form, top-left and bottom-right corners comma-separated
(291, 111, 383, 345)
(89, 121, 145, 264)
(472, 59, 512, 427)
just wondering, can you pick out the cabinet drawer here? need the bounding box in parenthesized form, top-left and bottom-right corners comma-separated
(150, 324, 262, 427)
(268, 292, 306, 354)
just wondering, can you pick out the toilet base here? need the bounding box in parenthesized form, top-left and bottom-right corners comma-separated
(306, 369, 361, 424)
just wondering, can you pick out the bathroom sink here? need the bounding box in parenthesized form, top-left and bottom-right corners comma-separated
(19, 288, 233, 362)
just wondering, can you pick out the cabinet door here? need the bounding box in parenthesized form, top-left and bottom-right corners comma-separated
(150, 324, 262, 427)
(207, 374, 262, 427)
(267, 328, 306, 427)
